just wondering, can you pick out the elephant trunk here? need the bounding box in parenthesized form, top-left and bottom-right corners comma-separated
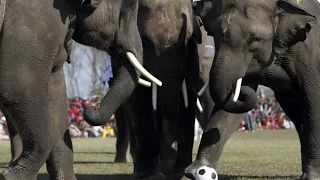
(209, 53, 257, 114)
(84, 54, 139, 126)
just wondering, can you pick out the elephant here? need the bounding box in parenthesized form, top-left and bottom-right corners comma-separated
(184, 0, 320, 179)
(83, 0, 203, 179)
(0, 0, 161, 179)
(113, 25, 215, 164)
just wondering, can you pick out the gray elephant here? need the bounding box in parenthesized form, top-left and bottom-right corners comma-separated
(0, 0, 161, 179)
(185, 0, 320, 180)
(112, 29, 214, 164)
(84, 0, 202, 179)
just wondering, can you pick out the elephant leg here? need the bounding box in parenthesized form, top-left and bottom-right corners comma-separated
(296, 123, 308, 180)
(300, 103, 320, 179)
(1, 71, 52, 180)
(168, 36, 199, 179)
(45, 69, 76, 180)
(114, 105, 130, 163)
(167, 82, 197, 180)
(160, 77, 183, 175)
(128, 87, 162, 178)
(184, 109, 246, 178)
(5, 114, 22, 165)
(275, 92, 306, 179)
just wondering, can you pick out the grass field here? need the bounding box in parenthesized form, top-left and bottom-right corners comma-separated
(0, 130, 302, 180)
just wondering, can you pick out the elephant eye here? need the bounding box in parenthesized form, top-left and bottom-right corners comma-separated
(247, 33, 262, 44)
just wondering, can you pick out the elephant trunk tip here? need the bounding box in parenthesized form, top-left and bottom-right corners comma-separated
(83, 107, 108, 126)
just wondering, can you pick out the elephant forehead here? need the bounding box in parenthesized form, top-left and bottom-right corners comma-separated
(142, 1, 193, 50)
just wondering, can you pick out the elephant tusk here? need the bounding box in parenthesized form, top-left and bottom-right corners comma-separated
(205, 45, 214, 49)
(152, 82, 157, 110)
(197, 98, 203, 113)
(138, 78, 151, 87)
(126, 52, 162, 86)
(181, 79, 188, 108)
(233, 78, 242, 102)
(197, 81, 209, 97)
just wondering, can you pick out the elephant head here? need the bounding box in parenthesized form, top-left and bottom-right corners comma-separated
(72, 0, 162, 125)
(193, 0, 316, 113)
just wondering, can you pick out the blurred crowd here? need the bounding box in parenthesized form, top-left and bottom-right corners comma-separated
(239, 89, 295, 132)
(0, 111, 9, 140)
(68, 95, 116, 138)
(0, 89, 296, 141)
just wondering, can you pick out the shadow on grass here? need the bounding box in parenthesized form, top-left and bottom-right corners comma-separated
(0, 162, 8, 168)
(37, 174, 135, 180)
(0, 174, 299, 180)
(74, 151, 116, 155)
(218, 174, 299, 180)
(31, 174, 299, 180)
(73, 161, 130, 164)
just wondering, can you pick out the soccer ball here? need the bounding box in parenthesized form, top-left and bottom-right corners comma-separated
(194, 166, 218, 180)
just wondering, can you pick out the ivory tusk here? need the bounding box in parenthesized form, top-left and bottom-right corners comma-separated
(233, 78, 242, 102)
(152, 83, 157, 110)
(126, 52, 162, 86)
(197, 81, 209, 97)
(181, 79, 188, 108)
(138, 78, 151, 87)
(197, 98, 203, 113)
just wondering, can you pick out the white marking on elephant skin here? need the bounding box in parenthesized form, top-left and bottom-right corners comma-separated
(138, 78, 151, 87)
(222, 28, 228, 40)
(197, 98, 203, 113)
(161, 11, 170, 23)
(171, 141, 178, 151)
(181, 79, 188, 108)
(164, 29, 175, 48)
(233, 78, 242, 102)
(227, 8, 237, 24)
(126, 52, 162, 86)
(152, 83, 157, 110)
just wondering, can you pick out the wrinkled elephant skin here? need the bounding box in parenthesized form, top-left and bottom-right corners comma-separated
(190, 0, 320, 179)
(0, 0, 143, 179)
(111, 0, 202, 179)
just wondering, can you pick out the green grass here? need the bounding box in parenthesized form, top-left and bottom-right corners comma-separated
(0, 130, 301, 179)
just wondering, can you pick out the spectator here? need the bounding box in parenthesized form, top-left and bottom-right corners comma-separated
(69, 119, 82, 138)
(0, 112, 9, 140)
(238, 88, 295, 131)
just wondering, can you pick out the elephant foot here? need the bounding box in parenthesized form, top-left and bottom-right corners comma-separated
(3, 167, 37, 180)
(300, 169, 320, 180)
(114, 156, 128, 163)
(49, 173, 77, 180)
(165, 170, 185, 180)
(300, 172, 308, 180)
(161, 159, 176, 175)
(135, 173, 166, 180)
(183, 159, 210, 179)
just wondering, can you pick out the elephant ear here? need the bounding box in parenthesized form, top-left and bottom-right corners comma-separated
(274, 0, 316, 53)
(80, 0, 102, 12)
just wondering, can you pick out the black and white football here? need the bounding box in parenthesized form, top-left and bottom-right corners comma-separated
(194, 166, 218, 180)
